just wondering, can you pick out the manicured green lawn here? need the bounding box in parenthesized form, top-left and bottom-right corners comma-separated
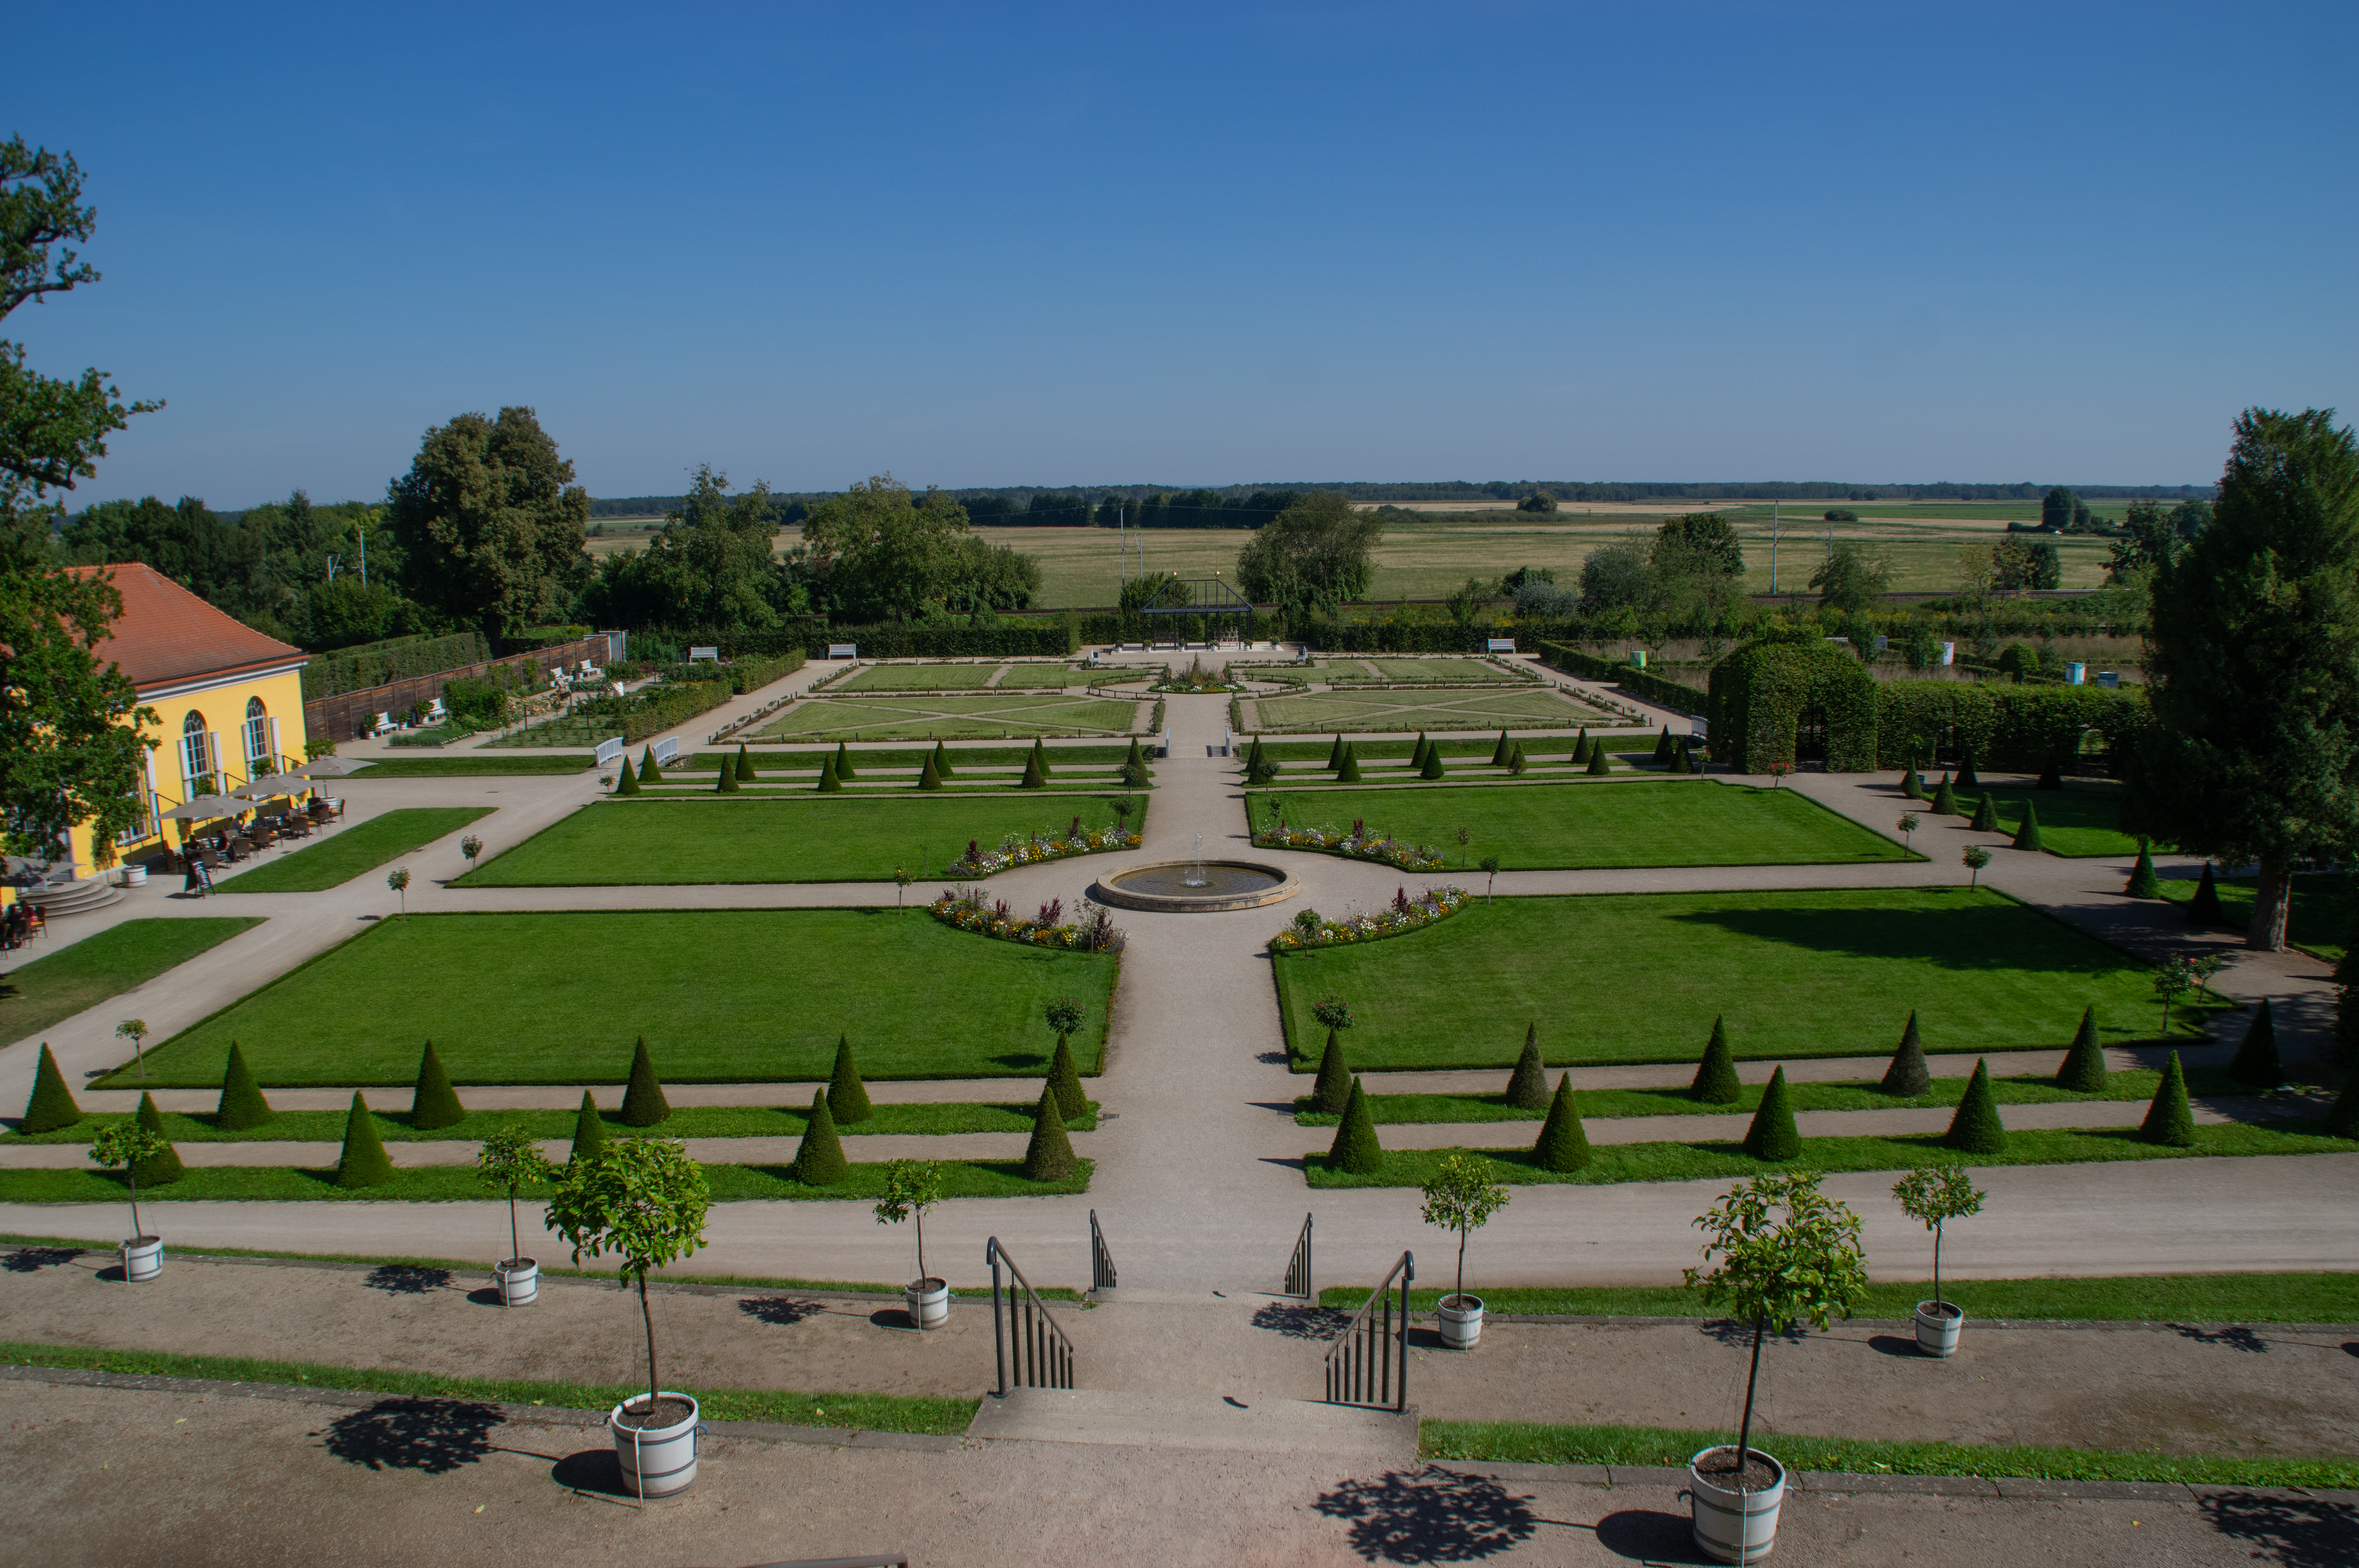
(0, 1158, 1091, 1203)
(1928, 780, 2142, 857)
(214, 808, 494, 893)
(1301, 1121, 2354, 1189)
(1292, 1065, 2257, 1125)
(681, 743, 1145, 771)
(4, 1100, 1097, 1143)
(109, 908, 1120, 1087)
(351, 755, 593, 777)
(1324, 1270, 2359, 1324)
(0, 1343, 979, 1436)
(462, 795, 1143, 885)
(1420, 1421, 2354, 1488)
(754, 694, 1140, 742)
(1319, 657, 1527, 683)
(0, 918, 262, 1042)
(1273, 888, 2225, 1071)
(1255, 737, 1568, 762)
(1248, 686, 1608, 733)
(830, 661, 1085, 692)
(1247, 780, 1912, 870)
(2161, 870, 2353, 962)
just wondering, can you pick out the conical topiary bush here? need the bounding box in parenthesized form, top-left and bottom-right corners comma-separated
(1690, 1016, 1741, 1104)
(1652, 726, 1674, 762)
(716, 760, 740, 793)
(2139, 1051, 2197, 1146)
(1574, 728, 1592, 764)
(934, 740, 957, 779)
(2126, 842, 2163, 899)
(1490, 729, 1512, 766)
(828, 1034, 873, 1123)
(1326, 733, 1345, 770)
(639, 745, 663, 784)
(918, 753, 944, 790)
(130, 1091, 185, 1186)
(333, 1091, 394, 1188)
(1045, 1035, 1088, 1123)
(619, 1036, 671, 1127)
(1020, 750, 1048, 788)
(1742, 1066, 1800, 1161)
(1032, 739, 1053, 778)
(1931, 772, 1957, 815)
(1409, 732, 1430, 771)
(2229, 999, 2283, 1088)
(1504, 1023, 1550, 1110)
(1671, 740, 1695, 774)
(735, 744, 756, 781)
(1880, 1011, 1931, 1096)
(1420, 746, 1445, 780)
(1586, 745, 1611, 776)
(1021, 1085, 1076, 1181)
(615, 755, 640, 795)
(1338, 745, 1363, 783)
(1901, 766, 1925, 800)
(833, 741, 857, 781)
(1327, 1077, 1384, 1175)
(817, 755, 843, 792)
(568, 1091, 605, 1165)
(2188, 862, 2223, 925)
(409, 1040, 466, 1130)
(1312, 1026, 1352, 1114)
(1970, 794, 1997, 832)
(1957, 752, 1980, 789)
(1532, 1073, 1592, 1172)
(2055, 1007, 2107, 1092)
(21, 1043, 82, 1134)
(2037, 759, 2064, 790)
(791, 1090, 850, 1184)
(1943, 1058, 2007, 1153)
(2012, 800, 2044, 852)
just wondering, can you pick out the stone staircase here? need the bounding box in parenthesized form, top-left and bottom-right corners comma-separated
(967, 1387, 1417, 1457)
(21, 875, 124, 919)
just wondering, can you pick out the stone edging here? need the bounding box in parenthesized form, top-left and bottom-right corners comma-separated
(1471, 1312, 2359, 1333)
(1427, 1457, 2359, 1504)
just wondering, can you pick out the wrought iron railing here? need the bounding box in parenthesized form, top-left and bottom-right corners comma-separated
(1089, 1209, 1118, 1291)
(1283, 1212, 1313, 1299)
(1323, 1250, 1413, 1412)
(986, 1236, 1074, 1393)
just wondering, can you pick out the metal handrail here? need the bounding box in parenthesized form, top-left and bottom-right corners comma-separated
(1089, 1209, 1118, 1292)
(986, 1236, 1074, 1394)
(1323, 1250, 1413, 1413)
(1283, 1212, 1313, 1299)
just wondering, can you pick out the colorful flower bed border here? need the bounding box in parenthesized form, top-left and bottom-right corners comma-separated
(1269, 884, 1468, 952)
(931, 886, 1130, 954)
(1253, 822, 1446, 872)
(946, 821, 1142, 878)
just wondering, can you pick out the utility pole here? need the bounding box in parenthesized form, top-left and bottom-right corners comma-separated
(1770, 502, 1778, 596)
(1118, 505, 1126, 591)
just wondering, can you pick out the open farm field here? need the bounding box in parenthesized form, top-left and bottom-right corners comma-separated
(752, 694, 1143, 742)
(1249, 780, 1912, 870)
(463, 795, 1141, 884)
(0, 918, 262, 1043)
(107, 908, 1120, 1087)
(214, 808, 494, 893)
(1272, 887, 2224, 1071)
(1247, 686, 1618, 733)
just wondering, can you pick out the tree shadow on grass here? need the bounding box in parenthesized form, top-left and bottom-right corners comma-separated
(1, 1247, 83, 1273)
(1664, 902, 2154, 976)
(363, 1264, 451, 1295)
(990, 1053, 1047, 1070)
(1313, 1465, 1539, 1563)
(2198, 1491, 2359, 1568)
(320, 1397, 502, 1474)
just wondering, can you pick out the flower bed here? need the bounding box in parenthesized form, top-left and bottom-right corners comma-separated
(931, 886, 1129, 954)
(946, 820, 1143, 877)
(1254, 822, 1446, 872)
(1269, 884, 1468, 952)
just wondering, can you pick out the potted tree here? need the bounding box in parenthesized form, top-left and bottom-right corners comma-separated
(1420, 1153, 1510, 1349)
(545, 1138, 712, 1498)
(476, 1124, 556, 1307)
(1682, 1170, 1868, 1564)
(1892, 1165, 1984, 1357)
(89, 1121, 173, 1282)
(875, 1158, 949, 1329)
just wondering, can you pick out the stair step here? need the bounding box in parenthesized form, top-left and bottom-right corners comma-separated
(24, 879, 122, 916)
(966, 1388, 1417, 1457)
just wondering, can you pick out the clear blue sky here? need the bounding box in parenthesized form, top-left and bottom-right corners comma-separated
(11, 2, 2354, 506)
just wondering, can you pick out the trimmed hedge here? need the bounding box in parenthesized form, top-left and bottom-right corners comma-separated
(1872, 681, 2151, 773)
(1535, 641, 1710, 716)
(1707, 641, 1879, 773)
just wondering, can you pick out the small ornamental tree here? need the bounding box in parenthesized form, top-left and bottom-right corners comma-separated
(2229, 999, 2283, 1088)
(1684, 1172, 1868, 1488)
(1021, 1085, 1076, 1181)
(2188, 861, 2224, 925)
(1045, 1038, 1088, 1124)
(894, 865, 913, 908)
(1328, 1077, 1384, 1174)
(875, 1158, 947, 1288)
(1943, 1058, 2006, 1153)
(827, 1034, 873, 1123)
(1880, 1011, 1931, 1096)
(1311, 997, 1355, 1113)
(616, 755, 640, 794)
(1892, 1165, 1985, 1317)
(1969, 794, 1998, 832)
(568, 1090, 606, 1165)
(1897, 812, 1919, 851)
(476, 1123, 556, 1270)
(2152, 955, 2196, 1038)
(387, 866, 412, 919)
(619, 1036, 671, 1126)
(22, 1044, 82, 1134)
(1479, 855, 1501, 902)
(545, 1138, 712, 1426)
(1742, 1066, 1800, 1161)
(460, 834, 484, 875)
(410, 1040, 466, 1130)
(2055, 1007, 2108, 1091)
(2126, 842, 2164, 899)
(1504, 1023, 1549, 1110)
(89, 1119, 173, 1241)
(1531, 1074, 1592, 1171)
(334, 1091, 396, 1188)
(115, 1018, 150, 1078)
(1452, 826, 1471, 865)
(1767, 762, 1792, 788)
(1962, 845, 1991, 888)
(1421, 1153, 1510, 1310)
(791, 1091, 850, 1184)
(2139, 1051, 2197, 1145)
(2010, 801, 2043, 852)
(1690, 1016, 1742, 1104)
(1247, 751, 1279, 786)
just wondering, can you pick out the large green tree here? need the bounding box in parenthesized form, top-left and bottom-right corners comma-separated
(2130, 408, 2359, 950)
(1809, 541, 1889, 612)
(585, 465, 784, 632)
(1233, 491, 1381, 613)
(386, 407, 591, 652)
(794, 474, 980, 622)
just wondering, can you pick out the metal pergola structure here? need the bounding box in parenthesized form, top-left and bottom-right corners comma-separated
(1137, 575, 1256, 638)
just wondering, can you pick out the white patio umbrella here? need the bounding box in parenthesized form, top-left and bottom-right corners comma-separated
(157, 795, 246, 822)
(234, 773, 309, 799)
(294, 756, 369, 777)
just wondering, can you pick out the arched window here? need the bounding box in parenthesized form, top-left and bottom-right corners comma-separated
(245, 696, 273, 773)
(180, 711, 213, 795)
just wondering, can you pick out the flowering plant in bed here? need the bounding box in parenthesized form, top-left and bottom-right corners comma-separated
(946, 818, 1142, 877)
(931, 885, 1128, 954)
(1268, 884, 1467, 952)
(1255, 820, 1446, 872)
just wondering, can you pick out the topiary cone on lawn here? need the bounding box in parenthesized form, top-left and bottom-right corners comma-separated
(1531, 1073, 1592, 1172)
(935, 740, 958, 779)
(2139, 1052, 2197, 1146)
(2187, 862, 2223, 925)
(1045, 1034, 1088, 1123)
(1021, 1085, 1076, 1181)
(333, 1091, 394, 1189)
(1690, 1016, 1741, 1103)
(2229, 999, 2283, 1088)
(2037, 759, 2064, 790)
(1901, 766, 1925, 800)
(1327, 1077, 1385, 1175)
(1880, 1011, 1932, 1096)
(130, 1091, 185, 1186)
(1311, 1026, 1352, 1114)
(816, 755, 843, 792)
(918, 753, 944, 790)
(715, 760, 740, 793)
(2125, 842, 2163, 899)
(1969, 794, 1997, 832)
(1409, 732, 1429, 771)
(568, 1091, 605, 1165)
(1671, 740, 1695, 774)
(1574, 728, 1592, 764)
(1652, 726, 1673, 762)
(1020, 751, 1048, 789)
(1420, 746, 1445, 780)
(735, 744, 756, 781)
(1742, 1066, 1800, 1161)
(1338, 745, 1363, 783)
(1943, 1058, 2007, 1153)
(1586, 745, 1611, 775)
(615, 755, 640, 795)
(791, 1090, 851, 1185)
(409, 1040, 466, 1130)
(21, 1043, 82, 1134)
(2011, 800, 2044, 852)
(832, 741, 857, 780)
(639, 745, 663, 784)
(1957, 752, 1980, 789)
(1504, 1023, 1550, 1110)
(1931, 772, 1957, 815)
(827, 1034, 873, 1123)
(1490, 729, 1512, 766)
(1326, 733, 1345, 770)
(1029, 739, 1052, 779)
(2055, 1007, 2107, 1092)
(619, 1036, 672, 1126)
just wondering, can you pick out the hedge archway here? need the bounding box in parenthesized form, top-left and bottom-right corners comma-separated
(1708, 641, 1878, 773)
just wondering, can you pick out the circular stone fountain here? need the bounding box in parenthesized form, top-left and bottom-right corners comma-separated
(1095, 858, 1299, 913)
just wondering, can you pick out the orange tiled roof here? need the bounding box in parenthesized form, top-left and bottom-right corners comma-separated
(65, 563, 305, 694)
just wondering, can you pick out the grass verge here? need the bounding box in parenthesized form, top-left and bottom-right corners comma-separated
(0, 1157, 1092, 1203)
(214, 808, 494, 893)
(348, 755, 594, 777)
(0, 918, 262, 1042)
(4, 1100, 1097, 1144)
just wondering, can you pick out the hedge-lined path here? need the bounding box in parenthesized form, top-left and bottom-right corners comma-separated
(0, 1131, 1049, 1169)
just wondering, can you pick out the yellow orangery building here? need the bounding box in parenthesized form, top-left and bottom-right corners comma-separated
(54, 563, 311, 882)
